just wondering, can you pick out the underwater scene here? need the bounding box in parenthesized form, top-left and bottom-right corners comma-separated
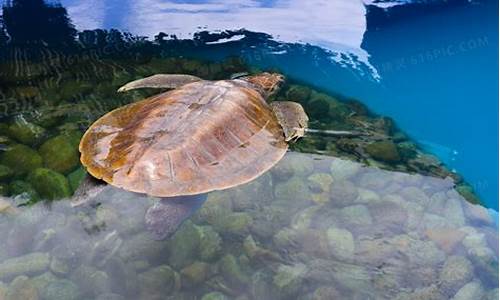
(0, 0, 498, 299)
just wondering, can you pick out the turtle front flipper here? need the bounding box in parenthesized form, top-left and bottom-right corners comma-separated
(117, 74, 202, 92)
(145, 194, 208, 240)
(271, 101, 309, 142)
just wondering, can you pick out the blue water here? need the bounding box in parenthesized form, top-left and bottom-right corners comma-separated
(2, 0, 497, 210)
(44, 0, 498, 209)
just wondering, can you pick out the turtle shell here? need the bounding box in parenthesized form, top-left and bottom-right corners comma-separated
(79, 80, 288, 197)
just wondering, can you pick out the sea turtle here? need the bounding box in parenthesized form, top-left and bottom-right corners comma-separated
(75, 72, 309, 239)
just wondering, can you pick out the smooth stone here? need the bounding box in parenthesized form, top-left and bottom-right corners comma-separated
(326, 226, 355, 259)
(452, 281, 484, 300)
(70, 265, 111, 297)
(356, 188, 381, 204)
(399, 186, 430, 206)
(356, 171, 388, 191)
(273, 176, 310, 202)
(201, 292, 229, 300)
(0, 252, 50, 281)
(41, 279, 80, 300)
(271, 153, 314, 180)
(439, 255, 474, 294)
(31, 272, 58, 292)
(425, 228, 466, 253)
(308, 173, 333, 204)
(118, 232, 168, 263)
(339, 205, 372, 226)
(443, 197, 466, 226)
(394, 284, 445, 300)
(6, 276, 38, 300)
(330, 158, 361, 181)
(290, 206, 321, 231)
(311, 286, 342, 300)
(49, 257, 69, 275)
(369, 201, 408, 228)
(96, 293, 125, 300)
(329, 180, 359, 207)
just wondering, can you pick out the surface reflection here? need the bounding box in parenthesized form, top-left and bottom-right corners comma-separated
(0, 152, 497, 299)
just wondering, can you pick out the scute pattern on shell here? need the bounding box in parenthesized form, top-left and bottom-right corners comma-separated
(79, 80, 288, 197)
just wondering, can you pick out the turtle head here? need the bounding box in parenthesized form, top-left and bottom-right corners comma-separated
(242, 72, 285, 98)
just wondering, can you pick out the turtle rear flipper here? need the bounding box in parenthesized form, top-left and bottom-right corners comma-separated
(117, 74, 202, 92)
(271, 101, 309, 142)
(71, 175, 107, 207)
(145, 194, 207, 240)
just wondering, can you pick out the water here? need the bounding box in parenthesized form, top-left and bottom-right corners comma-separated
(0, 0, 498, 299)
(0, 153, 498, 300)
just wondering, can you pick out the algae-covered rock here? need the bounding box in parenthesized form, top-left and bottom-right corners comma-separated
(219, 254, 250, 289)
(40, 279, 80, 300)
(168, 221, 202, 269)
(1, 144, 43, 175)
(201, 292, 229, 300)
(27, 168, 71, 200)
(0, 183, 7, 196)
(0, 165, 13, 181)
(198, 225, 222, 262)
(138, 265, 178, 298)
(180, 261, 210, 287)
(8, 180, 40, 202)
(7, 116, 46, 145)
(67, 167, 87, 192)
(365, 141, 401, 163)
(286, 85, 312, 104)
(272, 263, 307, 298)
(6, 276, 38, 300)
(0, 252, 50, 281)
(213, 212, 252, 236)
(39, 135, 79, 174)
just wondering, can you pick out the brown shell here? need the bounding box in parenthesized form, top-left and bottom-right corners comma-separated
(79, 80, 288, 197)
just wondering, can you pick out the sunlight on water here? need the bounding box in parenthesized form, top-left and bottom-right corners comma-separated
(0, 153, 497, 300)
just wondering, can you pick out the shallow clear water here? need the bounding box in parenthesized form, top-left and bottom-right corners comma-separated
(0, 153, 498, 300)
(0, 0, 498, 299)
